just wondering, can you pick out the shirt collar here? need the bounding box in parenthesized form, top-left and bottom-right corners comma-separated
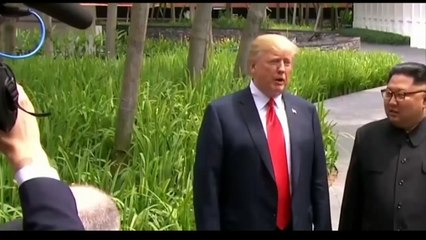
(249, 80, 283, 110)
(405, 117, 426, 147)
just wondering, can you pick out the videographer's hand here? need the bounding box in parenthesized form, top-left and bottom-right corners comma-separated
(0, 84, 49, 173)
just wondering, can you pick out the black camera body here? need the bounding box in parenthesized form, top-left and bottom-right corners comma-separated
(0, 62, 19, 132)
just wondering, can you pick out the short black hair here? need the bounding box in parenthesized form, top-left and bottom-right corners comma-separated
(388, 62, 426, 85)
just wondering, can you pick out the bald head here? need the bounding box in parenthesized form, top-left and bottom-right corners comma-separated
(70, 184, 121, 230)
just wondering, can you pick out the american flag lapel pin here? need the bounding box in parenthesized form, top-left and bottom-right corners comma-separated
(291, 108, 297, 114)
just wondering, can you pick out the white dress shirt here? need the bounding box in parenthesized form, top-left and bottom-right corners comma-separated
(14, 151, 60, 186)
(250, 81, 292, 188)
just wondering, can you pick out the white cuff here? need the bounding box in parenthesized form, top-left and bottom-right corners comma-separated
(15, 165, 60, 186)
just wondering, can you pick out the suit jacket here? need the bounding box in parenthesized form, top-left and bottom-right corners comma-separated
(193, 87, 331, 231)
(18, 177, 84, 230)
(339, 118, 426, 231)
(0, 219, 22, 231)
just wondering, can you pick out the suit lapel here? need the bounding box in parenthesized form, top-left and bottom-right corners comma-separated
(238, 88, 276, 181)
(283, 92, 301, 190)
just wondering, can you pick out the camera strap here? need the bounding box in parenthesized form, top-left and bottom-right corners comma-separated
(0, 62, 50, 132)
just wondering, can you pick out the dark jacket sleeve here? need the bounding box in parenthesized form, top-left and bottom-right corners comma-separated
(338, 129, 363, 230)
(18, 177, 85, 230)
(193, 104, 223, 230)
(311, 105, 332, 230)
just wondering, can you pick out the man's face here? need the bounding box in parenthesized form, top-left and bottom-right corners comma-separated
(383, 74, 426, 130)
(250, 48, 295, 98)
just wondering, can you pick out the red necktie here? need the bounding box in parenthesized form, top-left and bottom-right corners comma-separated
(266, 98, 291, 230)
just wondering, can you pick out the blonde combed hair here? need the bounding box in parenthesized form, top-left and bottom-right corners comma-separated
(248, 34, 300, 68)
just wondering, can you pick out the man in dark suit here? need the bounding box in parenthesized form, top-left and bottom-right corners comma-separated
(0, 84, 84, 230)
(193, 34, 331, 231)
(339, 62, 426, 231)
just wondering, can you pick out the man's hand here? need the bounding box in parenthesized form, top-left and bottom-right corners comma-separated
(0, 84, 49, 173)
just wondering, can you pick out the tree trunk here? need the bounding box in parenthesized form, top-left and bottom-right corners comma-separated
(305, 3, 310, 25)
(149, 3, 155, 19)
(0, 19, 4, 53)
(159, 3, 166, 18)
(233, 3, 267, 79)
(40, 13, 53, 57)
(171, 3, 176, 22)
(331, 5, 336, 30)
(319, 6, 324, 29)
(285, 5, 289, 23)
(1, 4, 22, 54)
(155, 3, 160, 19)
(190, 4, 196, 22)
(178, 5, 185, 21)
(225, 3, 232, 18)
(203, 17, 213, 69)
(113, 3, 150, 163)
(187, 3, 213, 82)
(106, 3, 118, 58)
(276, 3, 280, 21)
(314, 4, 323, 32)
(3, 18, 17, 54)
(292, 3, 297, 25)
(314, 3, 319, 15)
(86, 6, 97, 55)
(126, 6, 131, 23)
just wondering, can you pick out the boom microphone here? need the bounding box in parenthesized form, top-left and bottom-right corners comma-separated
(23, 3, 93, 30)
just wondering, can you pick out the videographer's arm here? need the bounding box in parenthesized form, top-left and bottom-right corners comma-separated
(0, 85, 84, 231)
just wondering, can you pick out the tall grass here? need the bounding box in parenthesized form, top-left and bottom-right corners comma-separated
(292, 49, 401, 99)
(0, 34, 401, 230)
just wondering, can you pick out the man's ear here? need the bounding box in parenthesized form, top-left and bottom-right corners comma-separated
(248, 62, 255, 74)
(423, 94, 426, 108)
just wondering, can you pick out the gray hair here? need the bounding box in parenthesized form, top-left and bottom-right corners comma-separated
(70, 184, 121, 230)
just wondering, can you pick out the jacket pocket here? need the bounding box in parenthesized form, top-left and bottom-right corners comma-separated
(363, 155, 395, 174)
